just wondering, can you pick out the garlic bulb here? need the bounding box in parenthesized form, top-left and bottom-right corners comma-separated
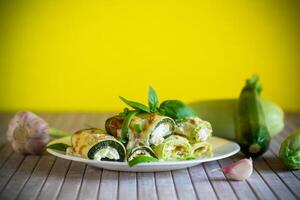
(219, 158, 253, 181)
(6, 111, 70, 155)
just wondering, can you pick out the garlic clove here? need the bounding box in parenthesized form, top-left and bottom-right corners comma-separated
(219, 158, 253, 181)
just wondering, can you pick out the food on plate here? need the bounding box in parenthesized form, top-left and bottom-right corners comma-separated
(48, 87, 213, 166)
(175, 117, 212, 143)
(192, 141, 213, 158)
(279, 128, 300, 170)
(152, 135, 193, 161)
(127, 146, 158, 166)
(69, 128, 126, 162)
(236, 75, 271, 157)
(106, 113, 175, 150)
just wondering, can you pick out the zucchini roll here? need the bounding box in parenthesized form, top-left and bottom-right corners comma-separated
(106, 113, 175, 149)
(153, 135, 193, 161)
(175, 117, 212, 143)
(127, 146, 158, 166)
(71, 128, 126, 162)
(105, 116, 123, 138)
(192, 142, 213, 158)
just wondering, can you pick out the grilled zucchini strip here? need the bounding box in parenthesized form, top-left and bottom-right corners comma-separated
(71, 128, 126, 162)
(153, 135, 193, 161)
(175, 117, 212, 143)
(127, 146, 158, 166)
(192, 141, 213, 158)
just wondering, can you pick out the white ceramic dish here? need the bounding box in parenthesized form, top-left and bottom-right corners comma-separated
(47, 136, 240, 172)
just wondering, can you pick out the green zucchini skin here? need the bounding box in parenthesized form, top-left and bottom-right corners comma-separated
(236, 77, 271, 157)
(88, 140, 126, 162)
(127, 146, 158, 160)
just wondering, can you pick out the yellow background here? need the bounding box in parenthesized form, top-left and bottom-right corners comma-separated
(0, 1, 299, 112)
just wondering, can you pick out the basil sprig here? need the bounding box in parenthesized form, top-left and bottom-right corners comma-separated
(119, 87, 198, 124)
(148, 86, 159, 112)
(119, 96, 150, 113)
(158, 100, 197, 121)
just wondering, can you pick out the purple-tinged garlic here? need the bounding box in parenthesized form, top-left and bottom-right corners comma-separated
(6, 111, 70, 155)
(219, 158, 253, 181)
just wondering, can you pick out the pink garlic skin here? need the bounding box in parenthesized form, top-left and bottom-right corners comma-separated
(6, 111, 50, 155)
(219, 158, 253, 181)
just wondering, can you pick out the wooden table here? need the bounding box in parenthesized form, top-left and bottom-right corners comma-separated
(0, 112, 299, 200)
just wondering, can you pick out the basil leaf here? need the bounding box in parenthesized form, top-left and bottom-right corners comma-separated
(128, 155, 159, 167)
(159, 100, 197, 120)
(121, 110, 139, 143)
(47, 143, 71, 151)
(119, 96, 150, 113)
(148, 86, 159, 112)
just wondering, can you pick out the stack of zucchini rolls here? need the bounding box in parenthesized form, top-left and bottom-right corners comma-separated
(66, 87, 213, 166)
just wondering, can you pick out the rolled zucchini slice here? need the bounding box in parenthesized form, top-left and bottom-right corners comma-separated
(106, 113, 175, 150)
(192, 141, 213, 158)
(153, 135, 193, 161)
(175, 117, 212, 143)
(71, 128, 126, 162)
(128, 113, 175, 148)
(105, 115, 124, 138)
(127, 146, 158, 166)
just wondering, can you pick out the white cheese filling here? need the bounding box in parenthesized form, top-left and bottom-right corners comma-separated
(195, 127, 211, 142)
(128, 150, 150, 161)
(94, 146, 120, 161)
(149, 124, 171, 146)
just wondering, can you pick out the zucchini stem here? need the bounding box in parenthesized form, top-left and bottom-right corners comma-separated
(48, 128, 71, 138)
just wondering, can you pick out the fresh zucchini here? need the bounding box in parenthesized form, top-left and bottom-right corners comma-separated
(189, 99, 284, 141)
(236, 76, 271, 157)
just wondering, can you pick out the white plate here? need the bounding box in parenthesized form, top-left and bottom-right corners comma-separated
(47, 136, 240, 172)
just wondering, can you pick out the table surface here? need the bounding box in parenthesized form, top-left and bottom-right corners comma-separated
(0, 112, 299, 200)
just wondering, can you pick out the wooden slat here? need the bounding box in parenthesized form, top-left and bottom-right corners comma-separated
(172, 169, 197, 200)
(188, 164, 217, 200)
(0, 155, 40, 200)
(263, 150, 300, 198)
(37, 113, 78, 200)
(0, 153, 25, 192)
(118, 172, 137, 200)
(57, 161, 86, 200)
(155, 171, 177, 200)
(37, 158, 71, 200)
(203, 161, 237, 200)
(0, 144, 13, 168)
(253, 157, 296, 200)
(17, 155, 56, 200)
(98, 170, 119, 200)
(137, 172, 158, 200)
(218, 159, 257, 200)
(78, 165, 102, 200)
